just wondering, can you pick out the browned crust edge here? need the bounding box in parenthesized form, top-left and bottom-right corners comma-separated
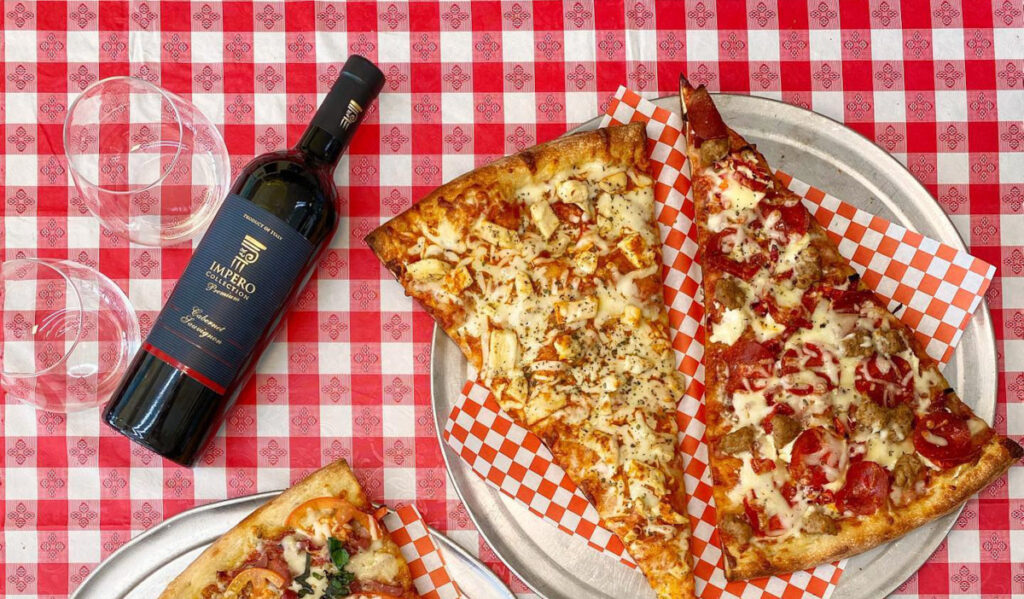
(158, 459, 415, 599)
(727, 437, 1022, 580)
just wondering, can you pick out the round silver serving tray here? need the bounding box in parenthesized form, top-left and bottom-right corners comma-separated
(431, 94, 998, 599)
(72, 491, 515, 599)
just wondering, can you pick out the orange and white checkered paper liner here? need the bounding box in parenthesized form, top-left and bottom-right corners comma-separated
(382, 504, 466, 599)
(443, 87, 995, 598)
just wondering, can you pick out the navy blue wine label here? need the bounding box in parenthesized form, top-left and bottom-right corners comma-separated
(145, 194, 314, 393)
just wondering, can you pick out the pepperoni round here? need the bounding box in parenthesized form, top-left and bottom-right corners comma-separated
(913, 408, 980, 468)
(725, 339, 775, 393)
(759, 200, 809, 238)
(707, 227, 765, 280)
(855, 354, 914, 407)
(835, 461, 890, 515)
(831, 289, 879, 314)
(788, 427, 845, 487)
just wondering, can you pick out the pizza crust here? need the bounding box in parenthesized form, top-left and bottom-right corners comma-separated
(158, 459, 414, 598)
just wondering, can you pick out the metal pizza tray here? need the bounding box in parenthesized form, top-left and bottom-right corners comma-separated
(71, 491, 515, 599)
(431, 94, 998, 599)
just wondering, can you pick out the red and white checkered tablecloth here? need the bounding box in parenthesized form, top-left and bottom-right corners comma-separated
(0, 1, 1020, 598)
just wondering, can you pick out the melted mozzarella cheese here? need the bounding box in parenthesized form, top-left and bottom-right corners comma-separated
(280, 535, 307, 576)
(720, 177, 765, 216)
(752, 312, 786, 342)
(290, 565, 330, 598)
(732, 390, 775, 428)
(710, 308, 747, 345)
(864, 436, 914, 470)
(345, 541, 402, 584)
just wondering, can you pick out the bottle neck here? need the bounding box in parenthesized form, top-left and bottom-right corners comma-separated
(295, 57, 383, 167)
(296, 124, 348, 167)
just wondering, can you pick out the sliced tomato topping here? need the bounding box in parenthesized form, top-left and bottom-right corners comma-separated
(855, 354, 914, 407)
(835, 461, 890, 515)
(913, 408, 981, 468)
(789, 427, 846, 487)
(225, 568, 287, 598)
(725, 339, 776, 393)
(285, 497, 382, 542)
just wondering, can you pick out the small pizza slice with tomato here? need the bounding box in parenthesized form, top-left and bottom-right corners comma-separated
(159, 459, 416, 599)
(679, 75, 1023, 580)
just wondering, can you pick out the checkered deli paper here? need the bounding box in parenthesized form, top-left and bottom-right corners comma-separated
(382, 504, 465, 599)
(443, 88, 996, 599)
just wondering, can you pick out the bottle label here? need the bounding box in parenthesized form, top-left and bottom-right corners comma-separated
(144, 194, 314, 393)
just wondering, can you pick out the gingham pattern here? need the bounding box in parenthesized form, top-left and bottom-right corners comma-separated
(443, 88, 996, 599)
(382, 504, 466, 599)
(1, 2, 1022, 598)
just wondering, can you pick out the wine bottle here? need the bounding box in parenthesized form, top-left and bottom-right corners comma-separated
(103, 55, 384, 466)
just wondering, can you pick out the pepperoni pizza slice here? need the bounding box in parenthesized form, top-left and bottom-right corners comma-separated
(367, 124, 696, 598)
(679, 75, 1022, 580)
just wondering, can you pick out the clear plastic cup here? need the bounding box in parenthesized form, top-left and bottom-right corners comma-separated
(64, 76, 230, 247)
(0, 259, 141, 412)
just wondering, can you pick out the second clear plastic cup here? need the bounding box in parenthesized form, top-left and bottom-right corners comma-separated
(63, 76, 230, 247)
(0, 259, 141, 412)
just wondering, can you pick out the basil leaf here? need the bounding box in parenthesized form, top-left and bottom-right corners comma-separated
(327, 537, 349, 568)
(294, 553, 314, 597)
(324, 570, 355, 599)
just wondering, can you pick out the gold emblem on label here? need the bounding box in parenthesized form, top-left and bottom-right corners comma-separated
(340, 99, 363, 130)
(231, 235, 267, 272)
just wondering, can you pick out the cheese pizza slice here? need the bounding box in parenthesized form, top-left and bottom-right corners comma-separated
(367, 124, 696, 598)
(679, 75, 1022, 580)
(160, 459, 416, 599)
